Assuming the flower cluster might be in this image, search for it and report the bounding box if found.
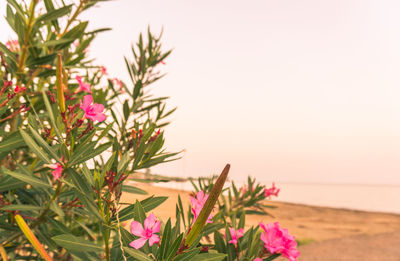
[259,222,299,261]
[76,75,92,93]
[265,183,280,198]
[227,227,244,247]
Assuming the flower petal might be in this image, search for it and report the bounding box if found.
[144,213,156,229]
[229,227,236,239]
[148,234,160,246]
[93,112,106,122]
[92,103,104,113]
[129,237,147,249]
[152,220,161,233]
[83,95,93,107]
[130,221,144,237]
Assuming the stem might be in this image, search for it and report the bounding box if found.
[10,0,37,133]
[59,1,84,38]
[32,182,63,227]
[17,0,37,78]
[113,200,127,261]
[98,193,111,261]
[104,228,110,261]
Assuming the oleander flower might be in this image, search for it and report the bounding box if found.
[6,40,19,52]
[49,162,63,181]
[76,75,92,93]
[259,222,299,261]
[227,227,244,246]
[265,183,280,198]
[240,184,254,196]
[14,85,27,94]
[101,66,107,75]
[190,191,213,224]
[253,258,262,261]
[112,78,123,90]
[129,213,161,249]
[80,95,106,122]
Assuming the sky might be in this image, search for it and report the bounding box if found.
[1,0,400,185]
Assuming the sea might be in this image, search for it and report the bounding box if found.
[153,181,400,214]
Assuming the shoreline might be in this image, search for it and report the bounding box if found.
[145,179,400,215]
[121,182,400,242]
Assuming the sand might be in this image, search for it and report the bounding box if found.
[120,182,400,260]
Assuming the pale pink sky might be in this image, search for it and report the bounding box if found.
[1,0,400,184]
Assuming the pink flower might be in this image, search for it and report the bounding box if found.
[49,163,63,181]
[264,183,280,198]
[72,40,89,53]
[6,40,19,52]
[227,227,244,246]
[72,40,79,48]
[112,78,123,90]
[100,66,107,75]
[240,185,254,196]
[80,95,106,122]
[129,213,161,249]
[190,191,213,224]
[254,258,262,261]
[259,222,299,261]
[75,75,92,93]
[14,85,27,94]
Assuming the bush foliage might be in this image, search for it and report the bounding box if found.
[0,1,299,260]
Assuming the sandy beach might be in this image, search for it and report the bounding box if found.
[121,183,400,260]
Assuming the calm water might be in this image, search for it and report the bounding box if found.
[154,181,400,214]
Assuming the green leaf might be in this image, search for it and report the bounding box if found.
[191,253,227,261]
[19,129,51,164]
[0,205,42,211]
[165,233,183,260]
[1,167,51,189]
[118,196,167,222]
[117,152,130,174]
[52,234,102,252]
[28,125,61,164]
[66,168,92,196]
[0,175,26,191]
[133,80,142,100]
[174,248,201,261]
[26,53,57,67]
[59,22,88,48]
[123,247,152,261]
[50,201,64,217]
[35,38,74,48]
[69,142,112,166]
[42,90,63,141]
[0,41,17,64]
[158,219,171,260]
[121,185,147,195]
[34,5,72,26]
[81,163,94,186]
[238,211,245,229]
[214,231,226,253]
[123,100,129,120]
[265,254,281,261]
[133,200,146,223]
[0,132,25,153]
[185,164,230,247]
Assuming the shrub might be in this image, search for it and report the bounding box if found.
[0,1,299,260]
